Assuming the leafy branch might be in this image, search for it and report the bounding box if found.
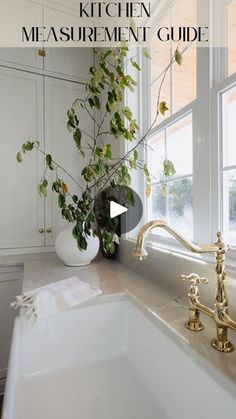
[17,45,182,255]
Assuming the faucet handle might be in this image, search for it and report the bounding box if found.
[181,273,208,286]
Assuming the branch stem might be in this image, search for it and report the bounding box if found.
[35,146,84,192]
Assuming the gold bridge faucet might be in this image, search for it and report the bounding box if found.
[133,219,236,353]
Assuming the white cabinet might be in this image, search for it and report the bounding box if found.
[0,264,23,383]
[0,1,95,253]
[0,47,44,71]
[0,66,93,253]
[44,47,93,82]
[0,66,45,250]
[0,0,43,69]
[43,8,93,81]
[0,1,94,80]
[44,77,92,246]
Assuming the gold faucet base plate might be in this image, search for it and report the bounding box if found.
[185,320,204,332]
[211,338,234,353]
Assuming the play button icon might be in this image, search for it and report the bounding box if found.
[110,201,128,218]
[94,185,143,235]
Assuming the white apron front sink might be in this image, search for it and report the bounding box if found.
[2,295,236,419]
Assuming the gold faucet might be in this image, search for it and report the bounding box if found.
[133,219,236,353]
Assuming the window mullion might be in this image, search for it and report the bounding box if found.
[192,49,212,244]
[210,1,229,243]
[170,10,173,116]
[191,0,212,244]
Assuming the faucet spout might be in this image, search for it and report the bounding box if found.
[133,219,217,260]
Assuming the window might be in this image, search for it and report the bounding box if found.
[141,0,236,251]
[147,114,193,239]
[150,0,196,123]
[146,0,196,241]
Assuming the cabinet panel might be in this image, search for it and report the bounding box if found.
[0,264,23,380]
[44,7,93,80]
[0,0,43,69]
[44,77,93,245]
[0,67,45,249]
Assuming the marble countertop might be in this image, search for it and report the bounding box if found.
[1,252,236,391]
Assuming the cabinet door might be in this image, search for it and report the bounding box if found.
[0,67,45,250]
[0,264,23,381]
[43,7,93,80]
[0,0,43,69]
[44,77,94,246]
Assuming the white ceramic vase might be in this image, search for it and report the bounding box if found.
[55,225,100,267]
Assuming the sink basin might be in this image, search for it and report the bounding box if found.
[2,294,236,419]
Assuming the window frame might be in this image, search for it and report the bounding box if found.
[136,0,236,255]
[211,71,236,257]
[145,105,194,244]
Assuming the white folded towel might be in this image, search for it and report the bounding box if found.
[11,276,102,320]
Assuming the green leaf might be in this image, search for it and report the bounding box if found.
[143,49,151,59]
[108,91,114,104]
[103,50,112,60]
[62,207,74,222]
[96,147,103,158]
[94,163,104,175]
[105,144,112,159]
[43,179,48,188]
[16,152,23,163]
[119,165,132,186]
[163,160,176,177]
[129,159,136,169]
[52,181,60,193]
[72,194,78,203]
[67,121,74,132]
[24,142,34,151]
[130,58,141,71]
[58,193,65,208]
[130,119,139,134]
[46,155,52,166]
[73,129,82,150]
[123,130,133,141]
[108,242,116,254]
[175,48,183,65]
[143,163,151,183]
[116,66,124,77]
[159,101,169,115]
[37,183,47,198]
[122,106,132,121]
[77,235,87,251]
[67,108,75,119]
[100,62,110,76]
[134,149,138,161]
[94,96,100,110]
[114,112,122,124]
[81,166,95,182]
[46,154,54,170]
[88,97,94,108]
